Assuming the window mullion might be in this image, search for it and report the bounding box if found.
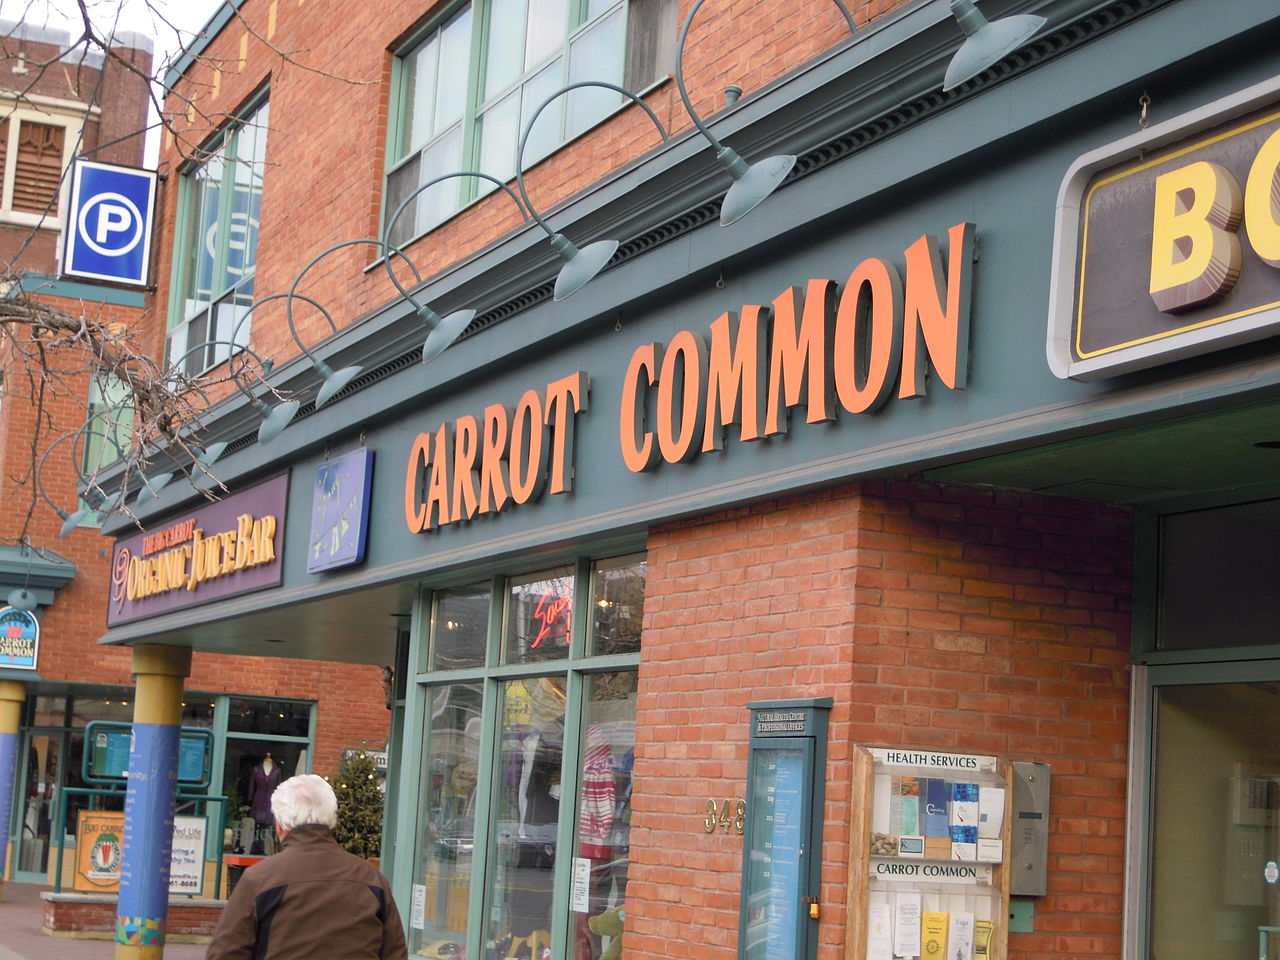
[211,136,237,304]
[466,673,503,960]
[2,119,19,211]
[549,666,587,960]
[166,171,197,337]
[459,0,492,205]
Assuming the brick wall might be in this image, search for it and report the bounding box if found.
[625,478,1133,960]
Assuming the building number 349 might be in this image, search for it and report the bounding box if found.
[704,798,747,834]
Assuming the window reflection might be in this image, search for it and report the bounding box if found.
[1150,682,1280,959]
[413,683,483,956]
[504,567,574,664]
[433,584,490,671]
[572,672,636,960]
[590,555,645,656]
[488,677,566,957]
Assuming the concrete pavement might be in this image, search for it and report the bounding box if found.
[0,882,208,960]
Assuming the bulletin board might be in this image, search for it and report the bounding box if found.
[847,746,1012,960]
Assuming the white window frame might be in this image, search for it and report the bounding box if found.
[0,92,93,230]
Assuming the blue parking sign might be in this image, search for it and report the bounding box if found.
[61,160,157,288]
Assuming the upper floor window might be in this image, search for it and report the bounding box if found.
[78,374,133,522]
[0,98,87,228]
[386,0,672,245]
[167,98,269,378]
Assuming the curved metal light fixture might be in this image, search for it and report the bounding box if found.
[515,81,670,300]
[169,309,300,446]
[383,178,528,361]
[942,0,1045,92]
[7,586,37,611]
[7,538,38,611]
[674,0,857,225]
[34,425,104,536]
[279,251,373,408]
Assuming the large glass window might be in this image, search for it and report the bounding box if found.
[387,0,658,245]
[408,553,644,959]
[1140,496,1280,959]
[1158,499,1280,650]
[1147,679,1280,960]
[168,98,269,377]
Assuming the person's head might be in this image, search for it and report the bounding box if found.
[270,774,338,835]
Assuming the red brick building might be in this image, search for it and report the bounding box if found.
[0,18,390,890]
[90,0,1280,958]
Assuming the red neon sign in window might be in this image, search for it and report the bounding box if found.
[531,591,571,648]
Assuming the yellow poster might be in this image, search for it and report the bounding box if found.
[74,811,125,892]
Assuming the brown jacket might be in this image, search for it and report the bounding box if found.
[206,824,408,960]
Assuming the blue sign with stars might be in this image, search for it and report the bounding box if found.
[307,448,375,573]
[61,160,158,288]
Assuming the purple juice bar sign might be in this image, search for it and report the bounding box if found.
[108,473,289,626]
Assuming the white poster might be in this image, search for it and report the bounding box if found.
[571,857,592,913]
[410,884,426,929]
[168,816,207,894]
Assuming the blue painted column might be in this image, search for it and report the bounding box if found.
[115,645,191,960]
[0,679,24,901]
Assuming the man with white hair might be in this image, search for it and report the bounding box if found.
[206,774,408,959]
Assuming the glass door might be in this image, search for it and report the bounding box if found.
[14,729,66,882]
[1145,665,1280,960]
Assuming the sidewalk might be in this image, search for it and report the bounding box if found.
[0,882,208,960]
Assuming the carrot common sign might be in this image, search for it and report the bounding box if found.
[404,224,975,533]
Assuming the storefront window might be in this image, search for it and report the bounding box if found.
[589,554,645,656]
[504,566,574,664]
[223,698,314,856]
[227,698,311,737]
[409,552,643,959]
[415,683,483,951]
[69,695,134,726]
[488,678,566,955]
[1148,681,1280,959]
[571,671,636,960]
[433,584,490,670]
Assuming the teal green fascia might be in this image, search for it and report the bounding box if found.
[10,273,144,308]
[0,545,76,608]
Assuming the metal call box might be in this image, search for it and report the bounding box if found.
[739,698,832,960]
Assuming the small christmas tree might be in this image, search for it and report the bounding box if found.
[331,749,384,859]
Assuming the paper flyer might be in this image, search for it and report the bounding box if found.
[921,911,949,959]
[948,912,975,960]
[973,919,993,959]
[868,898,894,960]
[893,891,922,958]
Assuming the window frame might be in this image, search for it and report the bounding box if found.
[166,93,270,378]
[76,373,135,526]
[0,93,93,229]
[401,551,645,960]
[1127,490,1280,960]
[384,0,641,246]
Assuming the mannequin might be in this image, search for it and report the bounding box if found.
[247,753,284,855]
